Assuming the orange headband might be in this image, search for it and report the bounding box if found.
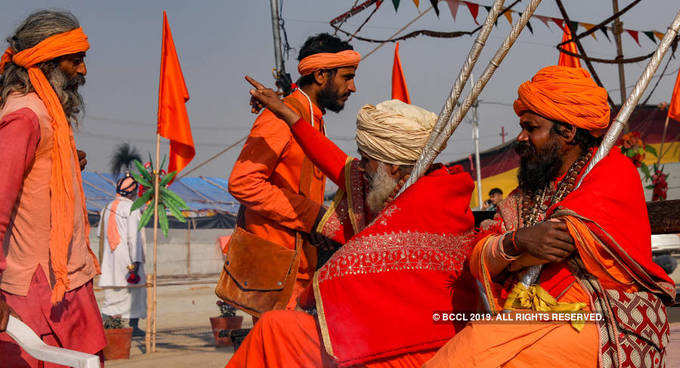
[1,27,97,304]
[297,50,361,76]
[0,27,90,73]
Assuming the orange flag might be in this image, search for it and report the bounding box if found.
[391,42,411,104]
[669,66,680,122]
[558,24,581,68]
[158,11,195,176]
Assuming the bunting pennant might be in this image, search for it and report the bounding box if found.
[581,23,598,40]
[536,15,551,29]
[504,11,513,25]
[332,0,666,48]
[643,31,657,44]
[600,26,612,42]
[429,0,440,16]
[654,31,665,42]
[445,0,459,21]
[626,29,641,46]
[464,1,479,25]
[551,17,564,30]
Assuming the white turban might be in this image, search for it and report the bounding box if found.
[355,99,438,166]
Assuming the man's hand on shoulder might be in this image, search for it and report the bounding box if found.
[515,219,575,263]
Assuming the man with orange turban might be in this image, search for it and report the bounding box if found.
[424,65,675,367]
[228,33,360,316]
[0,10,106,366]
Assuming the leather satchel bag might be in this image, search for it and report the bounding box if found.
[215,92,318,317]
[215,213,300,317]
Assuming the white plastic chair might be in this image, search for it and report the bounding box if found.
[5,315,100,368]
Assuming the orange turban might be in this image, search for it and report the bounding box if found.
[513,66,610,136]
[0,28,98,304]
[297,50,361,76]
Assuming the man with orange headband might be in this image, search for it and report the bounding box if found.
[424,65,675,367]
[0,10,106,366]
[228,33,360,314]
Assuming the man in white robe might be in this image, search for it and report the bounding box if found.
[98,175,146,336]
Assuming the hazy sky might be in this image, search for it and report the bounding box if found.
[3,1,680,178]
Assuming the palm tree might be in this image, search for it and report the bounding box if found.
[110,143,142,179]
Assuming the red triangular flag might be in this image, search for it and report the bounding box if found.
[558,24,581,68]
[464,2,479,24]
[157,11,195,177]
[536,15,552,29]
[391,42,411,104]
[445,0,459,21]
[626,29,641,46]
[551,17,564,30]
[669,67,680,122]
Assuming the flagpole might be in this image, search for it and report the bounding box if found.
[151,133,160,352]
[656,114,670,166]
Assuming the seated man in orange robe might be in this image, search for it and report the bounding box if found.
[224,79,478,368]
[424,66,676,368]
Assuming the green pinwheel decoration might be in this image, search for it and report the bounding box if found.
[129,155,188,237]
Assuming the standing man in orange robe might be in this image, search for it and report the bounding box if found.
[228,33,360,311]
[424,66,675,368]
[0,10,106,366]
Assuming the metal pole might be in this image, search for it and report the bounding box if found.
[520,9,680,289]
[612,1,627,108]
[269,0,284,77]
[471,74,484,209]
[407,0,505,186]
[401,0,542,194]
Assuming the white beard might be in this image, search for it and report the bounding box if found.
[366,162,398,214]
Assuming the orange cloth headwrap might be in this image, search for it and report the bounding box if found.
[513,66,610,136]
[297,50,361,76]
[0,28,98,304]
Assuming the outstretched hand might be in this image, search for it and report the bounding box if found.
[245,76,300,125]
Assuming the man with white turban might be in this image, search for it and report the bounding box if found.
[223,78,478,368]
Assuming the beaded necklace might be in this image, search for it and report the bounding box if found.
[520,149,592,227]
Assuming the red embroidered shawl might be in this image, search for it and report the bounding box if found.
[313,165,477,366]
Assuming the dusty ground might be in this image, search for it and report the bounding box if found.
[97,277,248,368]
[98,278,680,367]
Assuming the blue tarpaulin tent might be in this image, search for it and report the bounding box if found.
[82,172,239,228]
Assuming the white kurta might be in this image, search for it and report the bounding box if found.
[98,196,147,319]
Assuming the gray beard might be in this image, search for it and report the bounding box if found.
[366,163,398,214]
[47,67,84,127]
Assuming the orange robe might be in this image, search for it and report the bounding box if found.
[226,310,437,368]
[228,89,326,309]
[423,216,620,367]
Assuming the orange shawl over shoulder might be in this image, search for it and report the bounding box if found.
[0,28,97,303]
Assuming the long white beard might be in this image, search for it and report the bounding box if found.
[366,162,398,214]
